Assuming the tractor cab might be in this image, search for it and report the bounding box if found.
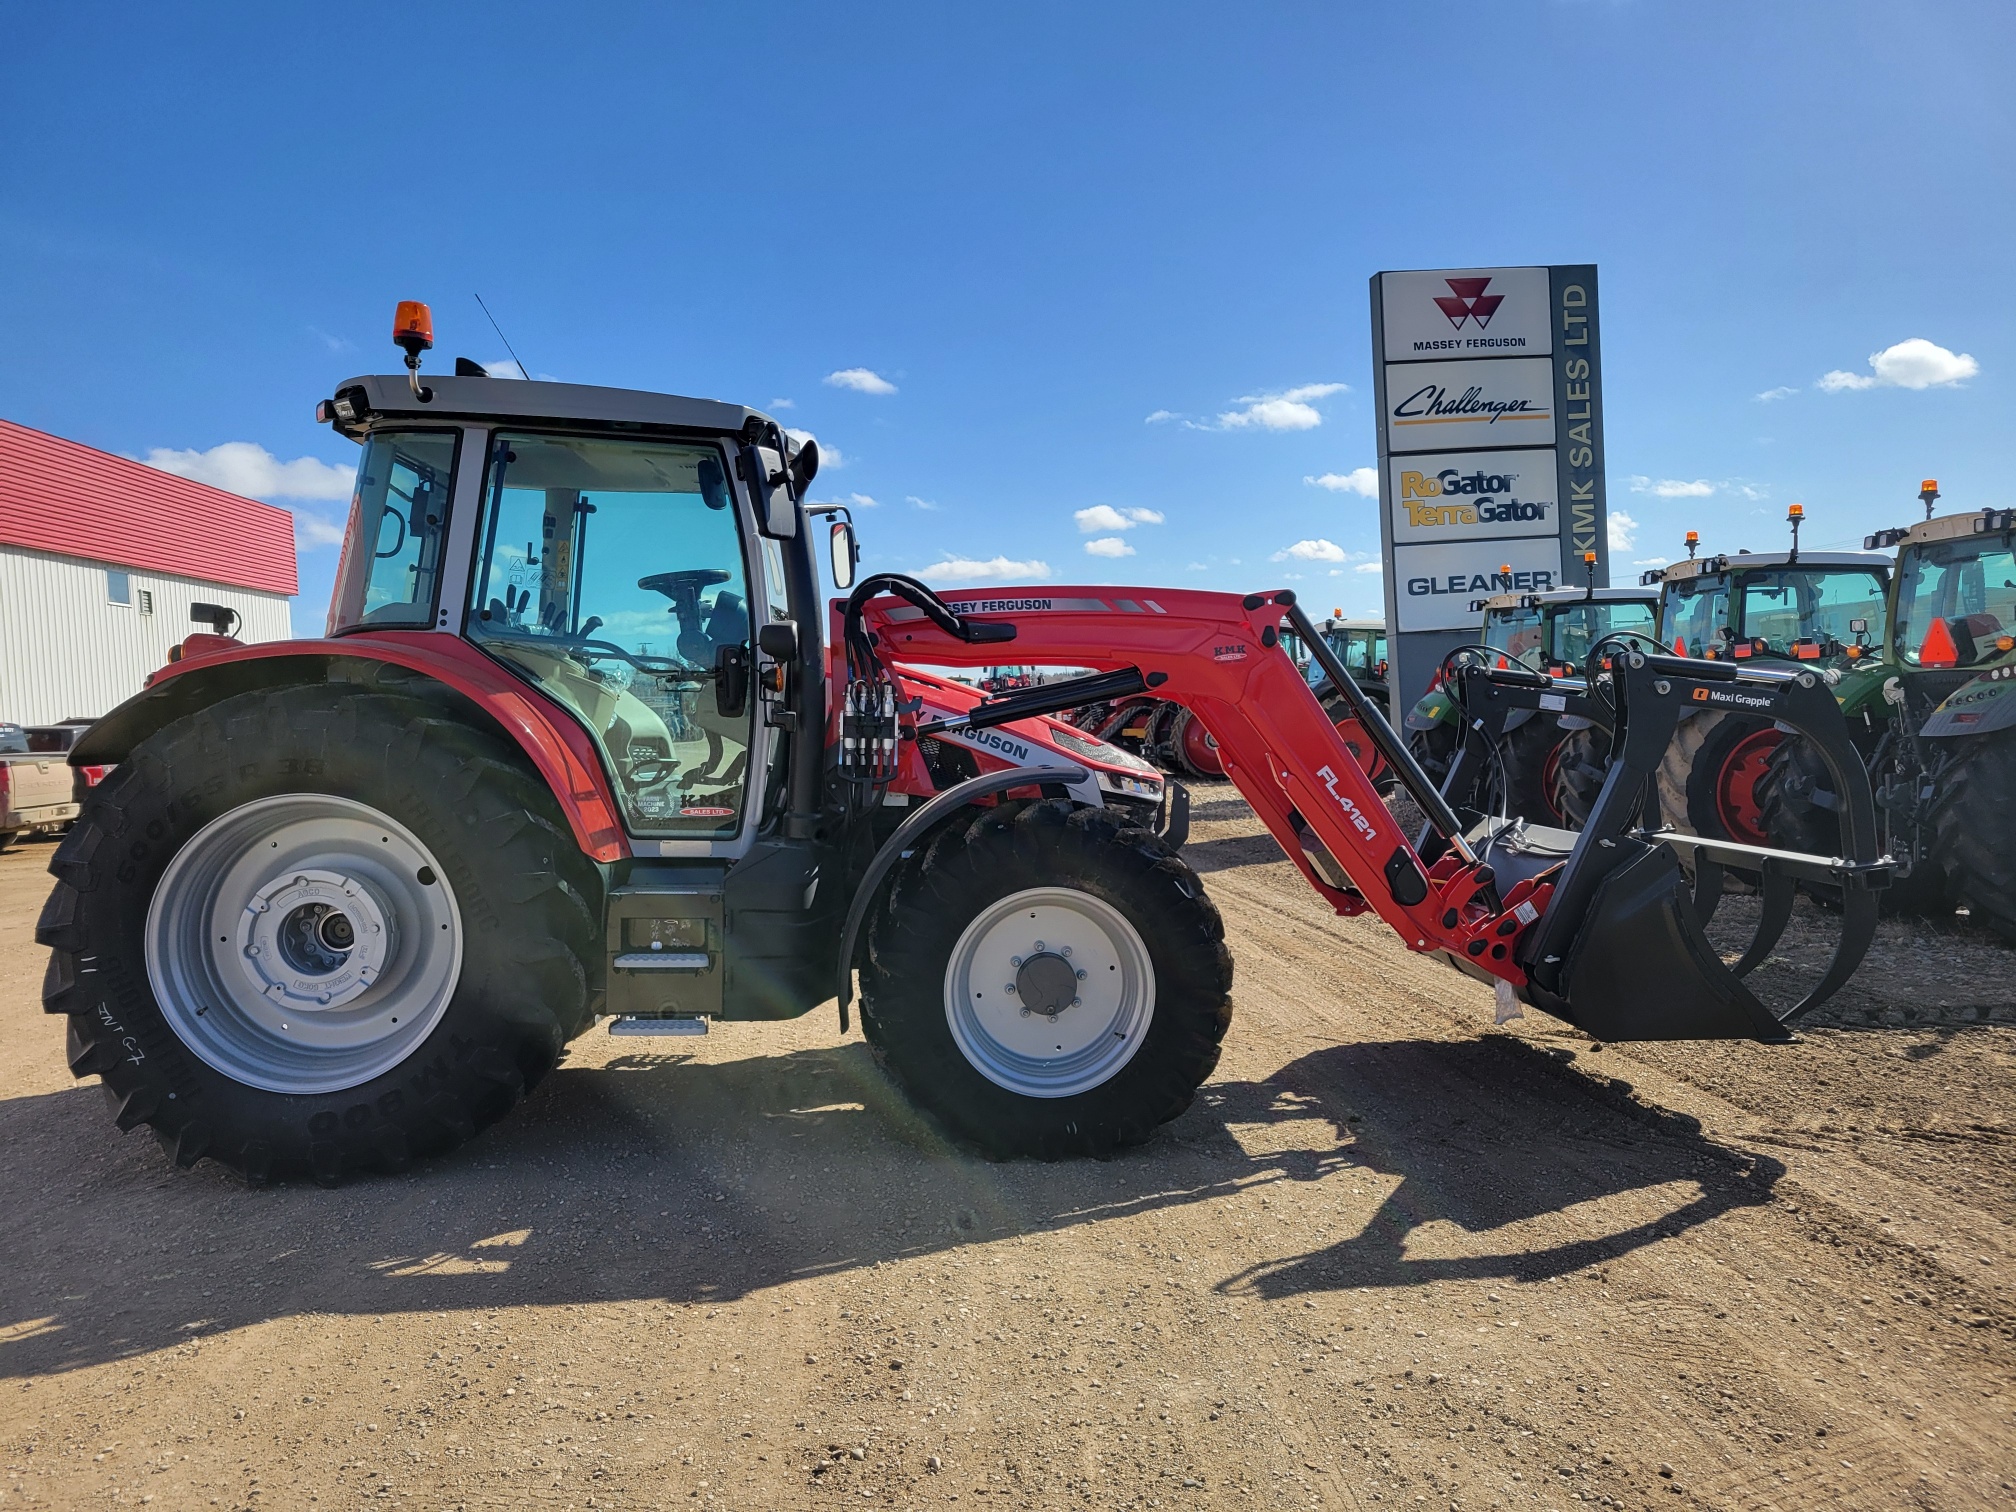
[1285,616,1389,707]
[1651,540,1890,672]
[1871,506,2016,707]
[1476,586,1660,676]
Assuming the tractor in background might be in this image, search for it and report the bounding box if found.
[1760,483,2016,934]
[1407,562,1660,828]
[1644,509,1891,853]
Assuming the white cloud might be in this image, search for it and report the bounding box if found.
[1353,560,1382,574]
[769,397,795,410]
[482,359,527,379]
[921,555,1051,582]
[1185,562,1209,571]
[1627,475,1715,499]
[1609,511,1639,552]
[846,492,878,508]
[1084,536,1135,558]
[1179,381,1349,432]
[1755,386,1797,402]
[293,511,348,548]
[143,441,354,501]
[1306,467,1379,497]
[1819,337,1978,392]
[1073,504,1164,533]
[784,429,842,469]
[1144,409,1176,424]
[1271,538,1348,563]
[905,495,939,511]
[1634,556,1670,568]
[824,367,897,396]
[307,326,353,354]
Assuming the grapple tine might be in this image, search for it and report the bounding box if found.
[1728,866,1798,979]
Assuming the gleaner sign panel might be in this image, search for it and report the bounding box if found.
[1382,357,1556,453]
[1369,265,1607,693]
[1391,537,1564,635]
[1387,450,1560,545]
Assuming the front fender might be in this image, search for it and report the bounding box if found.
[1405,689,1457,732]
[70,633,631,861]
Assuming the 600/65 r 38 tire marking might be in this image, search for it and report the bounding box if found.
[36,682,601,1184]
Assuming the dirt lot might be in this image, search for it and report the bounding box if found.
[1,793,2012,1511]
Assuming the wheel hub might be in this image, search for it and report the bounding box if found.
[1013,949,1081,1018]
[146,793,464,1095]
[237,868,391,1010]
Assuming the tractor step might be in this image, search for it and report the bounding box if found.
[607,1016,710,1036]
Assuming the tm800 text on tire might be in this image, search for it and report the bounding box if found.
[36,684,601,1184]
[860,799,1233,1158]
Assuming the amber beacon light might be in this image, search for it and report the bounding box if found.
[393,300,435,400]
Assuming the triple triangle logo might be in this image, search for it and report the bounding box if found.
[1433,277,1503,331]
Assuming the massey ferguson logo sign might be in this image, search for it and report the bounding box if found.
[1434,276,1504,330]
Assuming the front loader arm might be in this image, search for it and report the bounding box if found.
[861,584,1535,983]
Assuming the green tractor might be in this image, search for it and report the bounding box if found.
[1406,570,1660,826]
[1644,510,1891,854]
[1761,483,2016,935]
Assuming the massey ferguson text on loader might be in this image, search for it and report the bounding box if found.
[37,304,1894,1182]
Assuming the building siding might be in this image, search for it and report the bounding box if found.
[0,544,292,724]
[0,419,300,597]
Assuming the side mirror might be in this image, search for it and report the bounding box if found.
[737,445,798,539]
[829,519,858,590]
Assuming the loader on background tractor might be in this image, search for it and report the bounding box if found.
[1760,483,2016,935]
[1406,561,1661,828]
[37,305,1894,1183]
[1643,509,1891,853]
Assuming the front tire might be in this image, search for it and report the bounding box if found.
[1932,732,2016,943]
[860,800,1232,1158]
[37,686,601,1184]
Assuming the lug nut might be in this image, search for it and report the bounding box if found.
[1033,940,1046,951]
[1076,968,1088,980]
[1010,956,1022,968]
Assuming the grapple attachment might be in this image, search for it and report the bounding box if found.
[1436,653,1890,1041]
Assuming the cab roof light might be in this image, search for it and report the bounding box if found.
[392,300,435,402]
[1920,478,1940,520]
[1684,530,1700,560]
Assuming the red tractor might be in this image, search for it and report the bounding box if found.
[39,307,1895,1183]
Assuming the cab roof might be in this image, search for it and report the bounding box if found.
[323,373,771,444]
[1865,507,2016,552]
[1648,549,1891,586]
[1476,587,1658,613]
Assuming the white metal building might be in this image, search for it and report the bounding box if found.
[0,419,297,725]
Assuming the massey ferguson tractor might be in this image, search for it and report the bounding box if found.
[37,306,1896,1183]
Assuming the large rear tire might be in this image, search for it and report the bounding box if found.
[1932,733,2016,943]
[36,686,601,1184]
[1550,725,1610,829]
[860,800,1232,1158]
[1656,709,1781,844]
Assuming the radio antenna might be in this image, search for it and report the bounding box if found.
[473,293,531,379]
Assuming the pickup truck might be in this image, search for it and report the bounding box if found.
[0,720,103,848]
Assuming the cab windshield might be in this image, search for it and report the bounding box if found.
[1482,606,1545,665]
[1548,600,1658,667]
[467,433,756,838]
[1739,569,1887,657]
[1662,575,1730,658]
[1894,536,2016,667]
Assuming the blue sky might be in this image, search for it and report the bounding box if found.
[3,2,2011,633]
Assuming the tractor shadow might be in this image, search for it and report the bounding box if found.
[0,1033,1778,1379]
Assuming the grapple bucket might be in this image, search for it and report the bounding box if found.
[1433,653,1890,1042]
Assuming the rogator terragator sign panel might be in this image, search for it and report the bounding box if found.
[1369,265,1606,702]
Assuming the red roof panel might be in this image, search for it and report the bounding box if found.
[0,419,300,596]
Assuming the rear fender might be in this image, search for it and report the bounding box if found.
[69,634,630,861]
[1921,666,2016,738]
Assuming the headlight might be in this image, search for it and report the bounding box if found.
[1047,723,1159,775]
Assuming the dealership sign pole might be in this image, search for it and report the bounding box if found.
[1369,265,1606,708]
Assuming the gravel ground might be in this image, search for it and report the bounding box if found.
[0,795,2011,1511]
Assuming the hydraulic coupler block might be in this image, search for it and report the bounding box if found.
[840,678,900,781]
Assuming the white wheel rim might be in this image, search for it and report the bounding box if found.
[145,794,464,1095]
[943,885,1155,1099]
